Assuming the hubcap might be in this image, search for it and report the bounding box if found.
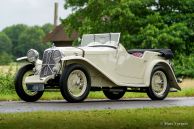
[151,71,167,97]
[22,71,38,96]
[67,70,87,97]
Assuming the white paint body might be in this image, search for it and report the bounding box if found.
[58,45,179,90]
[23,33,180,90]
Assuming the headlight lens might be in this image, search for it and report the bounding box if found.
[27,49,39,63]
[53,50,62,63]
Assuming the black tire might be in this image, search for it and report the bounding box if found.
[15,64,44,102]
[103,88,126,100]
[147,66,170,100]
[60,64,91,103]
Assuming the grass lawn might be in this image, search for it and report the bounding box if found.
[0,106,193,129]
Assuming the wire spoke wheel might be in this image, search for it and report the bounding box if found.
[151,71,167,97]
[60,64,91,103]
[67,70,87,98]
[147,66,170,100]
[15,64,44,102]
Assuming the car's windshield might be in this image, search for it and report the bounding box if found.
[81,33,120,48]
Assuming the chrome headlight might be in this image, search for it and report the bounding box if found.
[27,49,39,63]
[53,50,62,63]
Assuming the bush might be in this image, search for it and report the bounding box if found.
[174,55,194,78]
[0,65,16,94]
[0,52,13,65]
[0,73,14,94]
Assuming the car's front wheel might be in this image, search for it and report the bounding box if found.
[147,66,170,100]
[15,64,44,102]
[60,64,91,103]
[103,88,126,100]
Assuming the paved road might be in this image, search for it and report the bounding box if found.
[0,97,194,113]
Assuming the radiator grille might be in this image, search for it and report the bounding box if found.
[40,49,58,78]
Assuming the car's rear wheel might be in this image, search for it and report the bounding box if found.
[60,64,91,103]
[147,66,170,100]
[15,64,44,102]
[103,88,126,100]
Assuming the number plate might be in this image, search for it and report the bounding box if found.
[27,84,44,91]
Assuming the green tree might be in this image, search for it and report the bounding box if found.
[0,32,12,54]
[62,0,156,44]
[41,23,54,34]
[138,23,194,55]
[3,24,28,56]
[15,26,49,57]
[0,32,13,65]
[0,52,13,65]
[62,0,194,49]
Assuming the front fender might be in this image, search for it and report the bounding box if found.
[144,60,181,90]
[16,57,42,75]
[16,56,28,62]
[61,56,118,86]
[61,56,108,75]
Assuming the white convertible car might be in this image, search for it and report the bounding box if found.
[15,33,181,102]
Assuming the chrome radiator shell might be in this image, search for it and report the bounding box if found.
[40,49,61,78]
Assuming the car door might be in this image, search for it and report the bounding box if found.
[115,47,146,84]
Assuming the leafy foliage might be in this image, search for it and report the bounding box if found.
[0,32,12,54]
[0,52,13,65]
[0,71,14,94]
[62,0,194,77]
[0,23,53,63]
[3,24,28,56]
[15,26,49,57]
[41,23,54,34]
[0,32,13,64]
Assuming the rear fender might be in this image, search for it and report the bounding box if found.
[144,60,181,90]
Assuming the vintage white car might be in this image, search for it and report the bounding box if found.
[15,33,181,102]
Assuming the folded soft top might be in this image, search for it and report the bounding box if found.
[128,49,174,59]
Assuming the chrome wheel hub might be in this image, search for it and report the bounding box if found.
[151,71,167,97]
[67,70,87,97]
